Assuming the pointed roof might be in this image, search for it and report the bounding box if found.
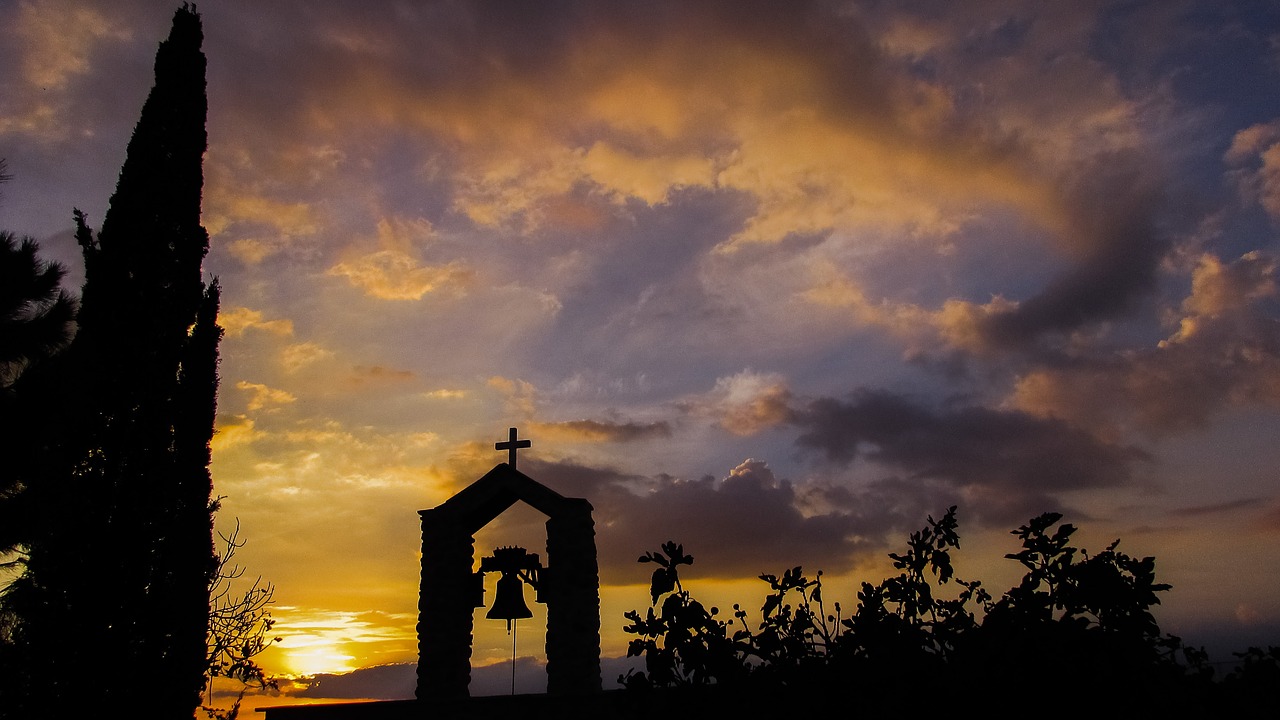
[423,463,588,534]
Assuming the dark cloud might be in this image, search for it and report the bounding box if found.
[296,663,416,700]
[516,452,1045,585]
[979,153,1171,350]
[524,457,877,582]
[532,418,672,443]
[791,388,1151,494]
[512,384,1158,583]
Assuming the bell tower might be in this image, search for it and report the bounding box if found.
[416,429,602,699]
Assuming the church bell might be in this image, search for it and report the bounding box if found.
[479,546,543,632]
[486,572,533,622]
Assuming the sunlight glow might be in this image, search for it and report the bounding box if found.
[266,607,417,678]
[276,644,357,678]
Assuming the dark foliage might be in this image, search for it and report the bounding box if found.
[0,6,221,719]
[621,542,750,688]
[0,233,76,393]
[0,232,77,556]
[621,508,1279,717]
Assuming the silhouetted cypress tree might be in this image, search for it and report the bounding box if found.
[0,6,219,718]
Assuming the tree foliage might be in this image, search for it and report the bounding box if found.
[0,232,77,558]
[0,6,221,719]
[0,232,76,393]
[621,507,1277,715]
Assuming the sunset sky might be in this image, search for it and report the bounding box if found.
[4,0,1280,709]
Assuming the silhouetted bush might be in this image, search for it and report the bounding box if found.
[622,507,1278,716]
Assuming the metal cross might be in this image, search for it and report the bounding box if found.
[495,427,531,468]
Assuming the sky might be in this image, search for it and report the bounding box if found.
[4,0,1280,711]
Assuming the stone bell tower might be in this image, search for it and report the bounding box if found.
[416,429,602,698]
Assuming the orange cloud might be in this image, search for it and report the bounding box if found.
[236,380,297,412]
[802,260,1016,354]
[700,370,794,436]
[1226,119,1280,222]
[581,142,717,205]
[211,414,259,452]
[327,249,472,300]
[487,376,539,419]
[219,306,295,338]
[1011,251,1280,435]
[1167,251,1277,339]
[280,342,334,373]
[422,389,466,400]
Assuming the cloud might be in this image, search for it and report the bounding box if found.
[204,192,320,244]
[207,0,1125,255]
[792,156,1171,359]
[1226,119,1280,221]
[343,365,415,389]
[1012,251,1280,435]
[0,0,133,139]
[1225,120,1280,165]
[582,142,718,205]
[523,457,892,582]
[422,389,466,400]
[202,147,327,266]
[264,607,417,678]
[975,155,1170,350]
[520,451,1052,584]
[280,342,334,373]
[531,419,672,444]
[790,389,1150,513]
[327,250,472,300]
[1175,251,1277,322]
[689,370,794,436]
[13,1,131,90]
[801,261,983,353]
[487,376,540,420]
[211,414,259,452]
[452,146,587,230]
[219,306,294,338]
[294,662,416,700]
[236,380,297,412]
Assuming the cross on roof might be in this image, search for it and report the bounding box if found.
[495,427,531,469]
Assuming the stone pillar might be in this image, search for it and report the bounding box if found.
[543,499,602,695]
[417,509,475,699]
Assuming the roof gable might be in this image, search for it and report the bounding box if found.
[423,463,580,534]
